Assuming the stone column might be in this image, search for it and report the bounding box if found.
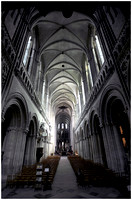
[85,138,88,159]
[12,128,24,174]
[77,141,79,155]
[2,128,17,175]
[94,133,101,163]
[104,122,119,172]
[78,139,81,157]
[91,134,96,162]
[88,136,93,160]
[29,134,37,165]
[83,139,86,159]
[24,135,31,166]
[81,139,84,158]
[92,134,97,163]
[87,136,92,160]
[43,138,48,158]
[18,129,28,171]
[81,138,84,158]
[97,133,104,164]
[99,122,111,168]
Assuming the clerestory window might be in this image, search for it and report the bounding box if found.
[95,35,104,66]
[92,34,104,73]
[58,124,60,129]
[85,61,93,91]
[65,124,68,129]
[23,36,32,67]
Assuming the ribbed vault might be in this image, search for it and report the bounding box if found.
[32,11,93,122]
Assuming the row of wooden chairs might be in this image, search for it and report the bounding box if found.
[41,156,60,187]
[68,155,124,188]
[6,156,60,188]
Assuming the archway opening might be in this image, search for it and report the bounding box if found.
[110,99,130,174]
[55,111,71,156]
[24,118,37,166]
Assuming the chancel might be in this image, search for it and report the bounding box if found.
[2,1,130,198]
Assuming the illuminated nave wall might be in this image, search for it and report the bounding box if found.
[2,1,130,186]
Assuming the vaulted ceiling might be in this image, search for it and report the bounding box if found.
[2,1,128,126]
[33,11,94,119]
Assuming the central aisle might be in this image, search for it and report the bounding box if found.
[52,156,78,195]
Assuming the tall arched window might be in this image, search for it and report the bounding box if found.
[65,123,68,129]
[61,123,64,129]
[85,61,93,91]
[95,35,104,66]
[81,78,86,105]
[58,124,60,129]
[23,36,32,68]
[92,34,104,73]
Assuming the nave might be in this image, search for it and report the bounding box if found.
[2,1,130,199]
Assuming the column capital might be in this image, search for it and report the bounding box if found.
[24,129,29,135]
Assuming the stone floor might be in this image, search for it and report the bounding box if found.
[2,157,125,199]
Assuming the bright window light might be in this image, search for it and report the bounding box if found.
[23,36,32,65]
[95,35,104,65]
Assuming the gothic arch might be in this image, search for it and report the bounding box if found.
[99,84,128,124]
[2,92,29,129]
[100,85,130,173]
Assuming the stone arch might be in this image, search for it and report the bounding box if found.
[2,92,29,128]
[99,84,128,124]
[2,93,29,177]
[99,85,130,173]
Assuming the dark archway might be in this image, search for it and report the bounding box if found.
[2,105,21,160]
[109,99,130,174]
[2,104,23,176]
[24,117,37,166]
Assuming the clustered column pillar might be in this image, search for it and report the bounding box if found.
[18,129,28,170]
[29,134,37,165]
[103,121,120,172]
[2,127,17,175]
[12,128,25,174]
